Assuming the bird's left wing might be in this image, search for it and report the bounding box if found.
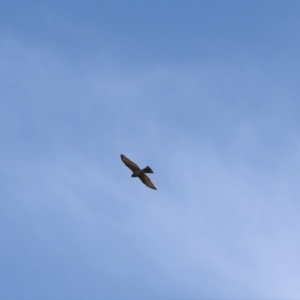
[120,154,140,172]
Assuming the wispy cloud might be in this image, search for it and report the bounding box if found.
[1,27,300,299]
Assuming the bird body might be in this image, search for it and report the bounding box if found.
[120,154,157,190]
[131,166,154,177]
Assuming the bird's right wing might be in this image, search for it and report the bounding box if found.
[120,154,140,172]
[139,174,157,190]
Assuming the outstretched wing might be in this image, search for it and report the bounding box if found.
[120,154,140,172]
[138,174,157,190]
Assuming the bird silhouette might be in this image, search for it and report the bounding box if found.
[120,154,157,190]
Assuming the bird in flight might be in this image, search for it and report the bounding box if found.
[120,154,157,190]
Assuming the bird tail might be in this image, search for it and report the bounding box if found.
[142,166,154,173]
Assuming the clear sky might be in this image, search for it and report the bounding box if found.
[1,1,300,299]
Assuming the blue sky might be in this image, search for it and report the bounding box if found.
[1,1,300,299]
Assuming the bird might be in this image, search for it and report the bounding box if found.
[120,154,157,190]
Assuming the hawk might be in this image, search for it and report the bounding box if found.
[120,154,157,190]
